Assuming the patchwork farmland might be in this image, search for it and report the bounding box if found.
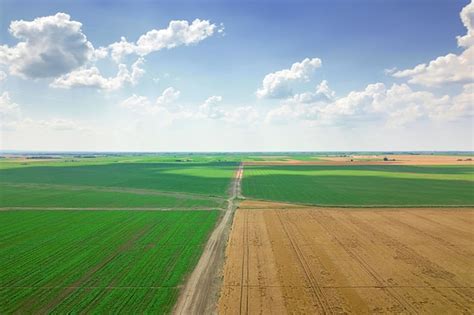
[220,155,474,314]
[0,153,473,313]
[0,156,237,313]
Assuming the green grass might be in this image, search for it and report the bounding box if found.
[0,210,219,313]
[243,165,474,206]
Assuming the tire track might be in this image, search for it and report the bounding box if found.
[276,210,332,314]
[309,210,418,314]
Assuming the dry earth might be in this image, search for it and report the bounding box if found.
[219,200,474,314]
[174,164,243,315]
[244,154,474,166]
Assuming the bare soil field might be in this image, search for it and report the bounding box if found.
[244,154,474,166]
[219,200,474,314]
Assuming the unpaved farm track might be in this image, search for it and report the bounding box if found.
[174,163,244,314]
[219,200,474,314]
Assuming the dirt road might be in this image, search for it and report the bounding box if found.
[174,163,244,314]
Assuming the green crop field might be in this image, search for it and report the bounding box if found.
[243,165,474,206]
[0,210,219,313]
[0,184,223,209]
[0,162,236,197]
[0,159,235,210]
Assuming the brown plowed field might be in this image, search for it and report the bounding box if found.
[218,201,474,314]
[244,154,474,165]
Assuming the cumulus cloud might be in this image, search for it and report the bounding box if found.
[0,71,6,82]
[393,1,474,87]
[457,0,474,48]
[428,83,474,121]
[198,96,259,124]
[51,58,145,90]
[108,19,220,62]
[120,87,181,114]
[256,57,322,99]
[0,13,97,78]
[266,82,471,128]
[120,93,258,125]
[0,13,220,92]
[392,46,474,86]
[156,87,181,106]
[198,95,225,119]
[291,80,335,103]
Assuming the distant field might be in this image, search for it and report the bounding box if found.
[243,165,474,206]
[0,210,219,313]
[0,162,235,197]
[0,161,236,210]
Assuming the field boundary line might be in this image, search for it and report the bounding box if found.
[5,284,473,289]
[219,284,474,289]
[241,198,474,209]
[0,207,218,211]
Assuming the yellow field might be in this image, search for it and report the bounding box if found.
[219,201,474,314]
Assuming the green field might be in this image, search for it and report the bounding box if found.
[243,165,474,206]
[0,162,235,197]
[0,160,235,210]
[0,210,219,313]
[0,184,223,209]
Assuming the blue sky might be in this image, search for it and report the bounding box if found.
[0,0,472,151]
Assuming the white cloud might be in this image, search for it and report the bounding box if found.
[51,58,145,90]
[457,0,474,48]
[120,94,152,111]
[291,80,335,103]
[256,57,322,99]
[0,71,6,82]
[120,93,258,126]
[384,67,397,75]
[392,46,474,86]
[198,95,225,119]
[198,96,259,124]
[429,83,474,121]
[265,82,470,128]
[0,13,98,78]
[0,92,22,129]
[108,19,220,62]
[156,87,180,106]
[120,87,181,114]
[393,1,474,87]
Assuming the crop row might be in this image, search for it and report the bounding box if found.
[243,165,474,206]
[0,210,219,313]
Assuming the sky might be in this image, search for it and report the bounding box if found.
[0,0,473,152]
